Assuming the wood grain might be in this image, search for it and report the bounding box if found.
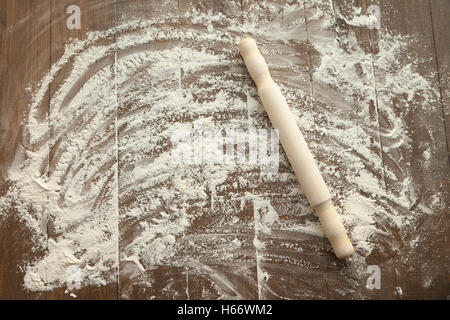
[47,0,117,299]
[0,0,448,299]
[0,0,51,299]
[430,0,450,156]
[311,0,398,299]
[371,0,449,299]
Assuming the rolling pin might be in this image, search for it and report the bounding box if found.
[238,37,354,259]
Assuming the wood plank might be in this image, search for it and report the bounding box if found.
[325,0,399,299]
[115,0,191,300]
[0,1,49,177]
[0,0,51,299]
[46,0,117,299]
[244,0,330,299]
[115,0,259,300]
[367,0,449,299]
[430,0,450,156]
[179,0,259,299]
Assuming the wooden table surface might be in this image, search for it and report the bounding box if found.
[0,0,449,299]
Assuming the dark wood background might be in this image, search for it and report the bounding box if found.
[0,0,449,299]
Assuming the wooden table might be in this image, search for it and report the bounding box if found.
[0,0,448,299]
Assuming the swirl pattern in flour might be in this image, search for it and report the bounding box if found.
[0,2,442,299]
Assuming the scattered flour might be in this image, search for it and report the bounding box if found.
[0,0,440,295]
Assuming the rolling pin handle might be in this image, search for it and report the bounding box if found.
[314,200,354,259]
[238,37,355,259]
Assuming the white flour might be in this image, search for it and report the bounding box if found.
[0,1,440,295]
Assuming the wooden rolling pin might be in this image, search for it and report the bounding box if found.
[238,37,354,259]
